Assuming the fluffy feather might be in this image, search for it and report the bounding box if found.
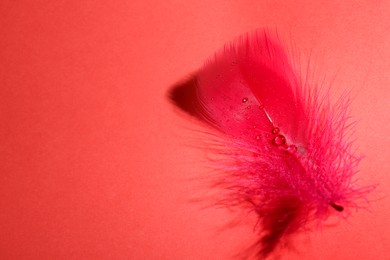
[173,29,371,258]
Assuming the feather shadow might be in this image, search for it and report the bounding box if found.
[167,75,204,120]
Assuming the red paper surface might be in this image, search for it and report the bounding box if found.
[0,1,389,259]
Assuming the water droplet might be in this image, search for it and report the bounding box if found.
[287,145,297,154]
[259,104,264,109]
[272,127,280,134]
[273,135,286,146]
[256,135,261,140]
[246,105,251,110]
[242,97,248,103]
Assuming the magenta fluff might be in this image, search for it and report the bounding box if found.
[192,30,369,258]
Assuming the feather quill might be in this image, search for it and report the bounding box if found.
[171,29,371,259]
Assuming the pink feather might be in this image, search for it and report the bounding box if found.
[170,29,371,258]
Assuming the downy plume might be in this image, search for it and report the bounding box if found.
[170,29,372,259]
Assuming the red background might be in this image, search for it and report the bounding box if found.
[1,1,389,259]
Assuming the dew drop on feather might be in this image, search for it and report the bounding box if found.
[273,135,286,146]
[287,145,297,154]
[272,127,280,134]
